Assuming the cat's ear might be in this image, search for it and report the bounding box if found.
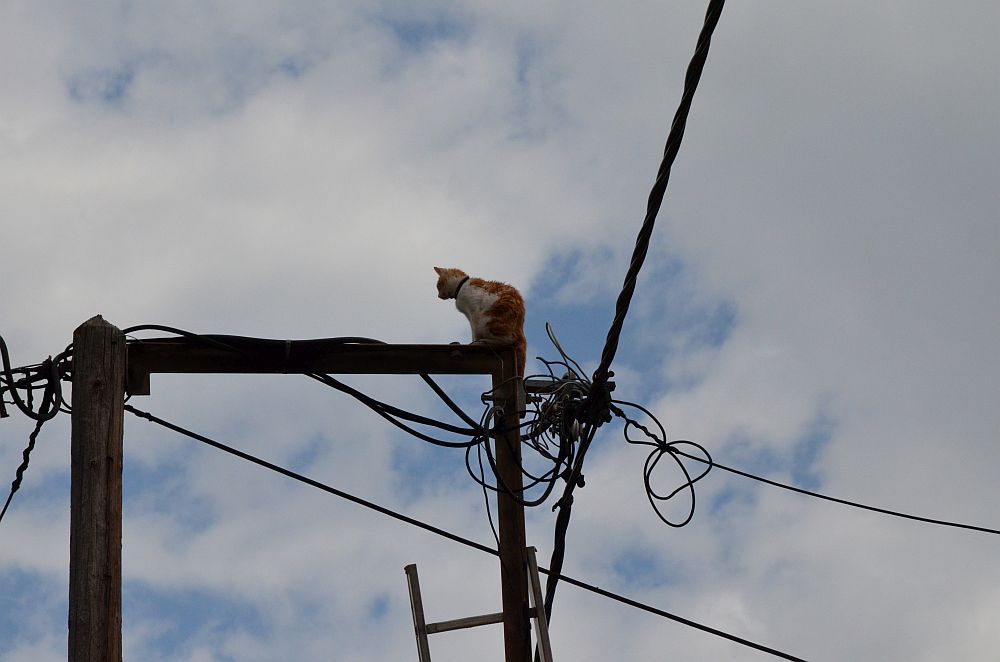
[434,267,444,275]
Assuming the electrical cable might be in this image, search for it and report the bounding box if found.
[0,336,64,422]
[609,398,1000,536]
[123,404,808,662]
[0,388,53,526]
[613,399,713,527]
[122,327,581,507]
[124,328,489,443]
[673,448,1000,536]
[0,346,63,527]
[122,326,579,510]
[589,0,726,398]
[542,0,727,628]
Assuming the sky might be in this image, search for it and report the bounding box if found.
[1,1,999,660]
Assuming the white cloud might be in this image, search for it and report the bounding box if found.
[2,1,999,661]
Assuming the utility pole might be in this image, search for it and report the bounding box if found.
[493,371,530,662]
[68,316,125,662]
[125,335,533,661]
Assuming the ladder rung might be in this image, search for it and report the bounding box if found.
[425,611,505,634]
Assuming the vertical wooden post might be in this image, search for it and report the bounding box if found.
[493,350,530,662]
[69,315,125,662]
[404,564,434,662]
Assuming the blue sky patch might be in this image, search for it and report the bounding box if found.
[123,459,218,534]
[278,57,308,79]
[0,569,65,656]
[124,582,265,655]
[789,413,835,491]
[368,593,390,620]
[710,483,756,516]
[611,547,674,588]
[379,13,470,52]
[68,66,135,105]
[721,410,836,495]
[527,247,739,396]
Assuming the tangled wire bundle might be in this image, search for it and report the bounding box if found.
[468,324,713,529]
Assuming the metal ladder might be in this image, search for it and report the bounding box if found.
[404,546,553,662]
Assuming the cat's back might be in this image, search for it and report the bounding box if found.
[470,278,523,312]
[469,278,525,338]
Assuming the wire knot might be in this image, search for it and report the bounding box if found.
[578,372,615,428]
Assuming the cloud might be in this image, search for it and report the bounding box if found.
[2,1,999,661]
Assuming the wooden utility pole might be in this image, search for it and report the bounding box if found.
[493,369,530,662]
[69,315,125,662]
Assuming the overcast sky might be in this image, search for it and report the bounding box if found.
[2,2,999,661]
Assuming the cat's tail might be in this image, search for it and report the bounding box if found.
[514,338,526,378]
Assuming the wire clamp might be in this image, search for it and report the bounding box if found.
[578,372,615,428]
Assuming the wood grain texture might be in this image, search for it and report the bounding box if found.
[69,316,125,662]
[127,339,512,395]
[493,347,531,662]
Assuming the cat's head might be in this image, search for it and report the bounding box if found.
[434,267,468,299]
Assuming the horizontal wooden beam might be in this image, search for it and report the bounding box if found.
[126,337,516,395]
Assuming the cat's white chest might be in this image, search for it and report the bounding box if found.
[455,286,499,340]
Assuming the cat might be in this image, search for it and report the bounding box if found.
[434,267,527,377]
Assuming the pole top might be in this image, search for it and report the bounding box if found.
[74,315,123,336]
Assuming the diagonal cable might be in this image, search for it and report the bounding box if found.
[124,404,808,661]
[545,0,728,628]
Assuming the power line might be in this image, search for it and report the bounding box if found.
[590,0,727,397]
[124,404,809,662]
[611,398,1000,536]
[0,350,61,527]
[677,449,1000,536]
[0,414,50,525]
[545,0,728,626]
[614,399,1000,537]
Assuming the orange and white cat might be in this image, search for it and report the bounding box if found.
[434,267,527,376]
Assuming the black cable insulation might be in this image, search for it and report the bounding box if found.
[0,386,54,525]
[542,0,727,629]
[674,449,1000,536]
[590,0,726,394]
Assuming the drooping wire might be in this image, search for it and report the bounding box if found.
[123,326,488,446]
[613,399,713,528]
[119,326,575,513]
[120,326,581,517]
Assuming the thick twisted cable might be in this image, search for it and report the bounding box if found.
[0,384,54,525]
[591,0,726,392]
